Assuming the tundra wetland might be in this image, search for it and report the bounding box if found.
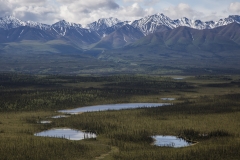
[0,73,240,160]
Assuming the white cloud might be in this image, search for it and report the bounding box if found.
[0,0,157,25]
[123,0,143,3]
[229,2,240,13]
[55,0,121,24]
[0,0,59,24]
[0,0,13,16]
[57,0,119,10]
[57,1,154,25]
[144,0,161,6]
[163,3,202,20]
[122,3,146,17]
[0,0,239,26]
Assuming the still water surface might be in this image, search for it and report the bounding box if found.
[161,98,175,101]
[59,103,170,114]
[152,135,193,148]
[34,128,96,140]
[38,121,51,124]
[51,115,70,118]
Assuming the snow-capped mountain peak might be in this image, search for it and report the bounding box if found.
[130,13,240,35]
[131,13,177,35]
[1,14,240,38]
[50,20,84,37]
[0,15,26,30]
[211,15,240,28]
[26,21,50,30]
[229,15,240,22]
[51,20,82,29]
[0,15,50,30]
[173,17,209,29]
[98,17,121,26]
[87,17,122,31]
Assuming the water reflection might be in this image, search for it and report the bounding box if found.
[34,128,96,140]
[152,135,194,148]
[59,103,170,114]
[38,121,51,124]
[51,115,70,119]
[161,98,175,101]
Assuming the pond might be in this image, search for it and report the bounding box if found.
[152,135,194,148]
[38,121,51,124]
[174,78,184,80]
[51,115,70,118]
[34,128,96,140]
[161,98,176,101]
[58,103,170,114]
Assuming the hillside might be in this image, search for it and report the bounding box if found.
[98,23,240,73]
[1,15,240,74]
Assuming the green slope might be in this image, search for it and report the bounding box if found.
[97,23,240,71]
[1,40,83,54]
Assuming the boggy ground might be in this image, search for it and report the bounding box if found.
[0,74,240,160]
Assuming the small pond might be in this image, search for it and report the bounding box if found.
[161,98,176,101]
[58,103,170,114]
[34,128,96,140]
[51,115,70,119]
[38,121,52,124]
[174,78,184,80]
[152,135,194,148]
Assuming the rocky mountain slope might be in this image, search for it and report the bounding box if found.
[0,14,240,47]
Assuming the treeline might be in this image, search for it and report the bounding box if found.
[105,81,194,90]
[0,73,193,112]
[142,93,240,116]
[0,89,101,111]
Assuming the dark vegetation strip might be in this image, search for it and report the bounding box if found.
[0,73,193,112]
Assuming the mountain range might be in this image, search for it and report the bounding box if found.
[1,14,240,47]
[1,14,240,74]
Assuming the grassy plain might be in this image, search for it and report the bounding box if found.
[0,74,240,159]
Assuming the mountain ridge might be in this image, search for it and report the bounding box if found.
[128,22,240,47]
[1,14,240,49]
[1,14,240,33]
[1,21,240,74]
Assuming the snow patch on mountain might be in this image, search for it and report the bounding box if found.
[51,20,82,29]
[0,14,240,38]
[87,17,122,31]
[131,14,240,35]
[50,20,86,36]
[26,21,50,30]
[0,15,50,30]
[131,13,177,35]
[0,15,25,30]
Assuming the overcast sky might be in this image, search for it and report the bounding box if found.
[0,0,240,26]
